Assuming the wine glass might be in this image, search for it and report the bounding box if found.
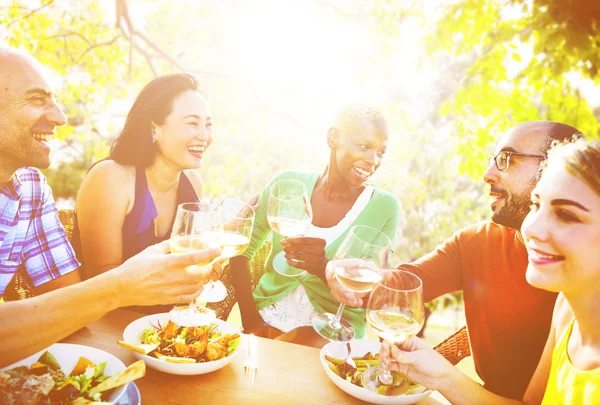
[169,202,223,326]
[266,179,313,277]
[220,197,255,258]
[361,270,425,391]
[312,225,392,342]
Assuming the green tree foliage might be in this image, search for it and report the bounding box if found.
[429,0,600,177]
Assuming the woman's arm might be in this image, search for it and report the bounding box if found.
[230,255,265,332]
[382,339,522,405]
[384,298,569,405]
[0,242,220,367]
[230,173,287,332]
[523,294,571,405]
[75,161,134,277]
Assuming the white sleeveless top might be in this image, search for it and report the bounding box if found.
[259,186,375,333]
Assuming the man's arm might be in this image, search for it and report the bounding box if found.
[0,270,121,367]
[31,270,82,295]
[327,230,465,306]
[0,241,220,368]
[398,231,464,302]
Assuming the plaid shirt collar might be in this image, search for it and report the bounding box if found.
[0,173,22,201]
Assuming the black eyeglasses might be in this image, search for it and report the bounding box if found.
[489,151,545,171]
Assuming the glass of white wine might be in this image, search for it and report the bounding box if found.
[361,270,425,391]
[220,197,255,258]
[266,179,313,277]
[169,202,223,327]
[312,225,392,342]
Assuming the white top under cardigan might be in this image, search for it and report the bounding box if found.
[259,186,375,333]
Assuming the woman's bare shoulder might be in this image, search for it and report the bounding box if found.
[87,160,135,184]
[183,169,203,197]
[77,161,136,212]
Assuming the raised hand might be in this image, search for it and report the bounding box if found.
[112,240,221,307]
[324,259,376,307]
[281,236,328,279]
[381,338,454,391]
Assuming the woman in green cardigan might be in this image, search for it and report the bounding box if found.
[230,105,401,346]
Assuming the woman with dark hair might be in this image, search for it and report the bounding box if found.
[73,74,211,279]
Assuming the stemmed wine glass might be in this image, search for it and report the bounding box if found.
[312,225,392,342]
[169,202,224,326]
[220,197,255,258]
[194,198,256,303]
[361,270,425,392]
[266,179,313,277]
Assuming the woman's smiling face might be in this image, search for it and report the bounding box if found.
[154,89,213,170]
[330,119,389,188]
[522,160,600,294]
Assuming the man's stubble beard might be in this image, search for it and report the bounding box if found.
[491,180,536,230]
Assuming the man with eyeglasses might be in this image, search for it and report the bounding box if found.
[327,121,582,400]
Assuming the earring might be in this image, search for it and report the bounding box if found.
[152,128,157,143]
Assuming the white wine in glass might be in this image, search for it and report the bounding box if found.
[312,225,391,342]
[220,232,251,258]
[334,264,384,294]
[170,232,223,254]
[362,270,425,391]
[266,179,313,277]
[169,203,223,327]
[199,198,256,302]
[366,310,422,344]
[219,198,255,259]
[268,216,311,237]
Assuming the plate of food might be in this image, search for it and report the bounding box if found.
[0,343,145,405]
[320,339,433,405]
[120,312,242,375]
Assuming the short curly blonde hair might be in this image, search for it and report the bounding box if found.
[332,104,387,134]
[544,137,600,196]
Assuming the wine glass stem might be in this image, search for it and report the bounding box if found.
[379,347,394,384]
[330,304,346,330]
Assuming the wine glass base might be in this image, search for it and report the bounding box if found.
[361,366,410,395]
[273,252,306,277]
[312,313,355,342]
[169,306,216,326]
[198,280,228,302]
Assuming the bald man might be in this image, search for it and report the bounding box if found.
[0,47,82,296]
[0,47,222,367]
[328,121,583,400]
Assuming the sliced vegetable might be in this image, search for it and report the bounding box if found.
[37,350,60,371]
[30,361,49,375]
[70,357,95,377]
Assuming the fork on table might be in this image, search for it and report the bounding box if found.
[244,334,258,385]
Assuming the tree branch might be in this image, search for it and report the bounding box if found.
[6,0,55,28]
[115,0,188,75]
[76,36,120,63]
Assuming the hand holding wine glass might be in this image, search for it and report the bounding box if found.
[361,270,425,392]
[312,225,391,342]
[267,179,313,277]
[379,338,455,391]
[169,202,223,327]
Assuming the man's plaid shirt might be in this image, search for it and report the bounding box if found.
[0,168,79,297]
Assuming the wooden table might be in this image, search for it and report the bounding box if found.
[62,309,450,405]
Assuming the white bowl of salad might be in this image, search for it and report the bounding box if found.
[1,343,130,404]
[121,312,242,375]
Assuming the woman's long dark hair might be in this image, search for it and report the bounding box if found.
[108,73,200,168]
